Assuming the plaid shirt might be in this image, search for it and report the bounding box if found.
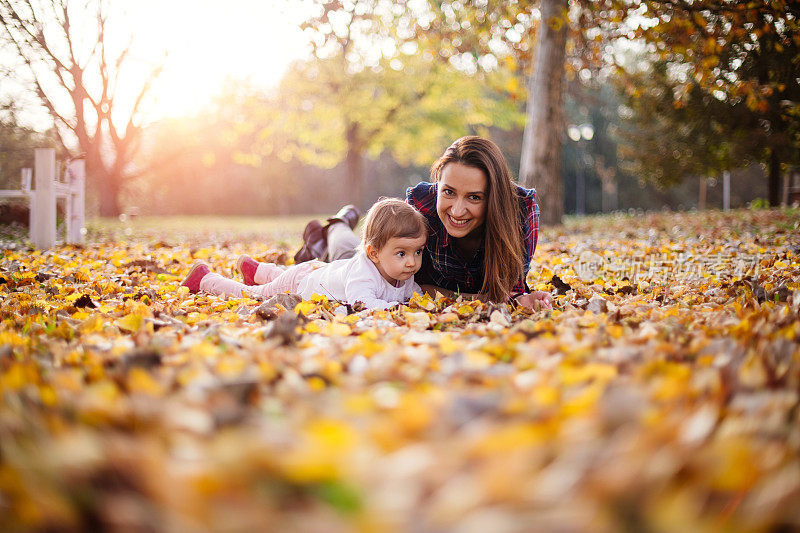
[405,181,539,296]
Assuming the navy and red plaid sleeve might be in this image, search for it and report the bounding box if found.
[406,182,437,215]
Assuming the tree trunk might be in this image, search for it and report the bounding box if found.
[519,0,569,226]
[698,178,707,210]
[97,173,121,217]
[89,158,122,217]
[84,152,118,217]
[768,149,781,207]
[345,121,364,210]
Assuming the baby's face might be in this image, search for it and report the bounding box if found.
[369,234,427,285]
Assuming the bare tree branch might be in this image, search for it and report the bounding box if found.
[0,0,163,215]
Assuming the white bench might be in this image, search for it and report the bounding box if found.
[0,148,85,248]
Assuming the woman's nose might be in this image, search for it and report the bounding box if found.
[451,199,466,215]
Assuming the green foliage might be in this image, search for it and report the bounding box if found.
[615,61,742,186]
[262,55,521,168]
[611,2,800,192]
[0,104,56,188]
[226,0,526,204]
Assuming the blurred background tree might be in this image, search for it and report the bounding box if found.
[0,0,162,216]
[611,0,800,207]
[2,0,796,221]
[228,0,525,210]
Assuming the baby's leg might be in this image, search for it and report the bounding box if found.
[254,263,318,295]
[200,265,310,299]
[200,273,268,299]
[254,262,286,284]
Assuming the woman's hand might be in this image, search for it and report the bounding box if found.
[515,291,553,311]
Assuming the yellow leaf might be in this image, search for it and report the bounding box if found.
[304,320,323,333]
[438,334,460,354]
[465,350,494,370]
[325,322,352,337]
[190,342,219,358]
[310,293,329,304]
[456,303,475,317]
[707,438,759,492]
[606,325,624,339]
[408,291,436,311]
[344,393,373,414]
[1,363,36,391]
[561,383,603,416]
[0,331,27,347]
[219,311,241,323]
[470,423,547,456]
[533,385,560,406]
[185,312,209,325]
[259,361,278,381]
[79,314,105,333]
[115,313,143,332]
[307,376,326,391]
[558,363,617,385]
[216,357,247,377]
[281,419,358,483]
[392,394,433,436]
[127,367,163,396]
[39,385,57,406]
[295,300,317,316]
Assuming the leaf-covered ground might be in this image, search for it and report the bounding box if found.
[1,209,799,532]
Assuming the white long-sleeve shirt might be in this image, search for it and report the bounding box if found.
[297,251,422,309]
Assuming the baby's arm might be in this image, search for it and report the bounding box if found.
[344,276,398,310]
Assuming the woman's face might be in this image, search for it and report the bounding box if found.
[436,162,488,239]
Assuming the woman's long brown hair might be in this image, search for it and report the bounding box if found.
[430,136,524,302]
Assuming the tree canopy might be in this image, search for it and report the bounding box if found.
[611,1,800,204]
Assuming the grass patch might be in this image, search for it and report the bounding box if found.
[85,214,327,247]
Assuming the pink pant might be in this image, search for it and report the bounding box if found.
[199,261,323,299]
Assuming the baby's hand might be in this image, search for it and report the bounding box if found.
[515,291,553,311]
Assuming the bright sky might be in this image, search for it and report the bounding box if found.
[0,1,313,129]
[125,0,312,122]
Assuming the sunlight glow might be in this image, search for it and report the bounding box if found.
[120,1,312,122]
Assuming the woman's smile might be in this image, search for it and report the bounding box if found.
[446,213,473,230]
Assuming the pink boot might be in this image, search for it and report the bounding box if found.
[236,255,259,286]
[181,262,211,293]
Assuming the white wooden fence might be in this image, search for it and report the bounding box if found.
[0,148,85,248]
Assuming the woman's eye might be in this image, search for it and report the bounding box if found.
[469,195,483,201]
[443,188,454,196]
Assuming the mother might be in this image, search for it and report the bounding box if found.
[250,136,552,310]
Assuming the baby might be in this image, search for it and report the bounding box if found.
[181,198,428,309]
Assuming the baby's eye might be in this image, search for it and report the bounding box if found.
[397,251,405,257]
[415,249,423,255]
